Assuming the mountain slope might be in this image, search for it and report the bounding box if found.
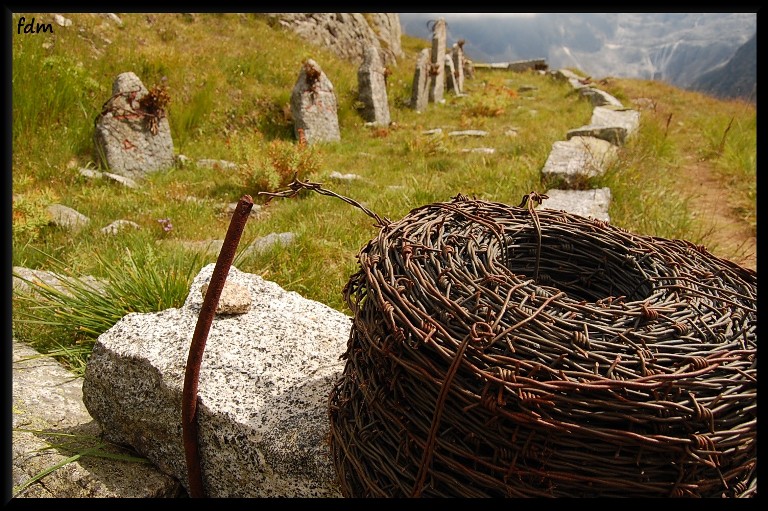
[690,32,757,103]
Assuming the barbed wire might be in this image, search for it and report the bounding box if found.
[262,179,757,497]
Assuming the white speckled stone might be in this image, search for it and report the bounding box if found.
[82,264,351,497]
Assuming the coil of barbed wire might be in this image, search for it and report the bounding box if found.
[323,191,756,498]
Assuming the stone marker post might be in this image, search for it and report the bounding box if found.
[94,72,175,180]
[410,48,431,112]
[463,57,475,80]
[357,46,391,126]
[444,55,460,95]
[428,18,446,103]
[452,42,465,93]
[290,59,341,145]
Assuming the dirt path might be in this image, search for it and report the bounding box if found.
[678,155,756,271]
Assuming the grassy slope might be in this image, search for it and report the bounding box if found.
[12,14,756,363]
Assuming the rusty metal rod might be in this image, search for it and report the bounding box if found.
[181,194,253,498]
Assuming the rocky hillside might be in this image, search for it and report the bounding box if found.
[690,32,756,103]
[266,13,404,65]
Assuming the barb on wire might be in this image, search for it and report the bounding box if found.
[518,191,548,282]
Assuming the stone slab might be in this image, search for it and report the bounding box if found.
[539,188,612,223]
[81,265,351,497]
[11,340,182,498]
[541,136,618,186]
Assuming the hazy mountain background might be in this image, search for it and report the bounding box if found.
[399,13,757,102]
[689,31,757,101]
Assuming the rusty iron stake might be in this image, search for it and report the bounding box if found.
[182,194,253,498]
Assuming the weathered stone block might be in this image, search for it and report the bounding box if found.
[589,107,641,139]
[94,72,174,179]
[541,136,618,186]
[290,59,341,144]
[410,48,431,112]
[579,87,623,107]
[540,188,612,223]
[428,18,446,103]
[82,264,350,497]
[357,45,391,126]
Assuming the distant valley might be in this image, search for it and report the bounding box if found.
[399,13,756,102]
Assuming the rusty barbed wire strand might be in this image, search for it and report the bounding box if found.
[260,174,390,228]
[263,179,756,497]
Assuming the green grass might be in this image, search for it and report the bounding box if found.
[13,241,205,375]
[12,13,757,374]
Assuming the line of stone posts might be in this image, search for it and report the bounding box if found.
[410,18,468,112]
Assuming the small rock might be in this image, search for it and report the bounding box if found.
[460,147,496,154]
[448,130,488,137]
[103,172,139,188]
[79,168,103,179]
[46,204,89,231]
[223,203,261,218]
[200,281,252,315]
[13,266,108,297]
[102,13,123,27]
[244,232,296,256]
[422,128,443,136]
[159,239,223,254]
[53,14,72,27]
[329,171,361,181]
[101,220,140,236]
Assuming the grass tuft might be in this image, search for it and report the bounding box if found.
[13,243,204,374]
